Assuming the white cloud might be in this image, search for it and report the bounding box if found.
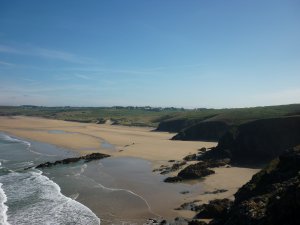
[0,44,95,64]
[0,60,14,66]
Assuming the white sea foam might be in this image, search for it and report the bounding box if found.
[0,171,100,225]
[75,163,88,176]
[82,174,161,218]
[0,133,57,157]
[0,183,10,225]
[1,133,31,148]
[70,193,80,200]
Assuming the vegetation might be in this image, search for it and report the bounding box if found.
[0,104,299,129]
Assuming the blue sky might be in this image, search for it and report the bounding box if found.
[0,0,299,108]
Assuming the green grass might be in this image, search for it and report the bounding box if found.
[0,104,299,128]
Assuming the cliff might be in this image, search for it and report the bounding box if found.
[172,121,230,141]
[210,146,300,225]
[156,118,202,133]
[202,116,300,164]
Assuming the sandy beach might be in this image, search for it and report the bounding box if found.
[0,116,260,221]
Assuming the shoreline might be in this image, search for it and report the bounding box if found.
[0,116,260,222]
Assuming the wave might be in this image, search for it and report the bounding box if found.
[0,133,57,157]
[74,163,88,176]
[81,174,161,218]
[0,170,100,225]
[0,133,31,148]
[0,183,10,225]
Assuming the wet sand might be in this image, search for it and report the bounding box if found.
[0,116,259,221]
[0,116,215,168]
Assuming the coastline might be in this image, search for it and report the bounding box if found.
[0,116,260,223]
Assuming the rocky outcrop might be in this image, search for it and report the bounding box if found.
[164,159,229,183]
[195,199,233,219]
[210,146,300,225]
[156,118,201,133]
[153,161,187,175]
[178,162,215,179]
[201,116,300,164]
[31,153,110,169]
[172,121,230,141]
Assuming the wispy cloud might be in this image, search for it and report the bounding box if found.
[74,74,94,80]
[33,47,96,64]
[0,44,96,64]
[0,45,22,54]
[0,60,14,66]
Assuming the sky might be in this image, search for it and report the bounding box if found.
[0,0,299,108]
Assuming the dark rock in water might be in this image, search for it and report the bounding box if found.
[195,199,233,219]
[164,159,229,183]
[206,116,300,164]
[177,162,215,179]
[172,121,230,141]
[33,153,110,169]
[157,161,187,175]
[183,154,197,161]
[164,176,183,183]
[170,161,187,171]
[210,146,300,225]
[83,153,110,162]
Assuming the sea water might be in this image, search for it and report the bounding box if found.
[0,132,204,225]
[0,132,100,225]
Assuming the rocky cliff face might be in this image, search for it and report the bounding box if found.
[172,121,230,141]
[156,118,201,133]
[210,146,300,225]
[205,116,300,164]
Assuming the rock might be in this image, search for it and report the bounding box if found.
[176,200,201,211]
[204,158,231,167]
[210,146,300,225]
[156,118,200,133]
[33,153,110,169]
[198,147,207,153]
[178,162,215,179]
[183,154,197,161]
[164,176,183,183]
[163,159,226,182]
[160,220,167,225]
[202,189,228,195]
[158,161,187,175]
[83,153,110,162]
[195,199,233,219]
[172,121,230,141]
[188,220,207,225]
[210,116,300,164]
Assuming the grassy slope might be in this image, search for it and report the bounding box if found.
[0,106,182,127]
[0,104,300,128]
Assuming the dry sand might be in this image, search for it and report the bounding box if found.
[0,116,215,167]
[0,116,260,220]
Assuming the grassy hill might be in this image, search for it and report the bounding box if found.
[159,104,300,140]
[0,104,300,132]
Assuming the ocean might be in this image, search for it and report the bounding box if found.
[0,132,204,225]
[0,132,100,225]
